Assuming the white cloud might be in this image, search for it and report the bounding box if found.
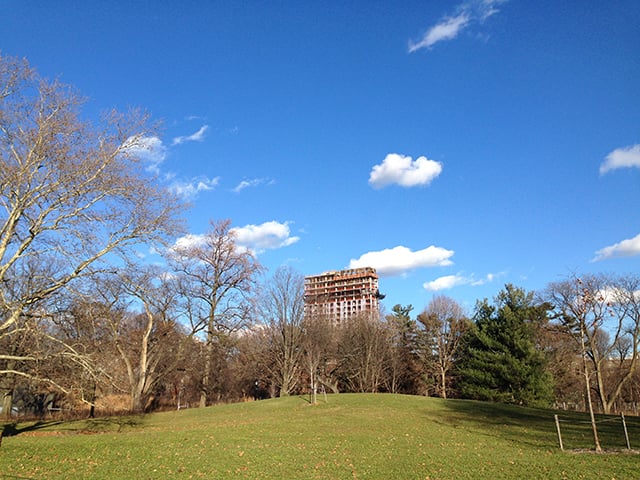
[231,221,300,253]
[369,153,442,189]
[349,245,454,277]
[122,135,168,174]
[409,14,470,52]
[232,178,273,193]
[592,233,640,261]
[409,0,506,53]
[172,233,207,252]
[171,221,299,258]
[168,176,220,199]
[172,125,209,146]
[599,144,640,174]
[424,275,468,291]
[423,271,502,291]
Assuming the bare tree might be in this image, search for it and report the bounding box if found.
[547,274,640,417]
[546,273,640,452]
[112,266,186,412]
[611,274,640,398]
[417,295,468,399]
[338,314,389,393]
[66,267,195,414]
[258,266,305,397]
[170,219,262,407]
[0,54,184,416]
[301,314,336,404]
[48,291,122,417]
[537,319,583,410]
[231,325,273,399]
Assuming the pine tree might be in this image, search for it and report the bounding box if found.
[457,285,553,407]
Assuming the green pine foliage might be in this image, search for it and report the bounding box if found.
[456,284,554,407]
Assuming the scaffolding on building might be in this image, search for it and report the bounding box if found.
[304,267,384,323]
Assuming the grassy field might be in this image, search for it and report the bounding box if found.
[1,394,639,479]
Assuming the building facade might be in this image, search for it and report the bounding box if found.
[304,267,383,323]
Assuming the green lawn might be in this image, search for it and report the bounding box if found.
[1,394,638,479]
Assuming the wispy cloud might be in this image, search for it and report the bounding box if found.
[172,125,209,146]
[349,245,454,277]
[231,221,300,254]
[369,153,442,189]
[409,14,470,52]
[409,0,506,53]
[599,144,640,174]
[592,232,640,261]
[123,135,168,174]
[423,271,502,291]
[232,178,274,193]
[123,130,220,200]
[168,177,220,200]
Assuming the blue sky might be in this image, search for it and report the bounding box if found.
[2,1,639,313]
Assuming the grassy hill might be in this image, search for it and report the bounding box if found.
[1,394,638,479]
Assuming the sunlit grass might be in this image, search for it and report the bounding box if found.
[1,394,638,479]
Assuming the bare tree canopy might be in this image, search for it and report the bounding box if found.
[418,295,468,399]
[0,54,185,412]
[95,264,185,413]
[257,266,305,397]
[170,219,262,407]
[545,273,640,415]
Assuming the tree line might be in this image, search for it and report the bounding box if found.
[2,54,640,421]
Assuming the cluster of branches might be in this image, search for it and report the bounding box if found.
[0,54,265,416]
[0,53,185,417]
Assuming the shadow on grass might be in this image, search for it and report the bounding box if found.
[0,474,39,479]
[440,399,640,452]
[84,416,144,433]
[2,415,144,438]
[297,394,328,405]
[2,420,64,438]
[435,399,553,449]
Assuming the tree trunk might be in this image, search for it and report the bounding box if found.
[1,364,16,420]
[279,355,295,397]
[309,363,317,405]
[131,390,143,413]
[200,338,213,408]
[593,357,610,414]
[581,329,602,452]
[89,383,96,418]
[585,368,602,452]
[2,390,13,420]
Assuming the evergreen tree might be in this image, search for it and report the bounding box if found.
[456,285,553,407]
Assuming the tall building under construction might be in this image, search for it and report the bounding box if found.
[304,267,384,323]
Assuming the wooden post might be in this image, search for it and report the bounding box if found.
[621,413,631,450]
[554,415,564,451]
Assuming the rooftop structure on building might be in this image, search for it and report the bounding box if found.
[304,267,384,323]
